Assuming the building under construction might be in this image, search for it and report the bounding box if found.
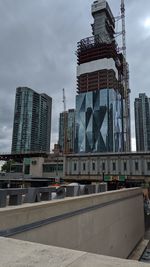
[75,0,131,153]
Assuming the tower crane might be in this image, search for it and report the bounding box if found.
[62,88,66,112]
[62,88,67,154]
[121,0,131,151]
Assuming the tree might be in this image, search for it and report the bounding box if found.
[1,160,15,173]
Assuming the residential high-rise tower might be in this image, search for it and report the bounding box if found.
[58,109,75,153]
[75,0,131,153]
[11,87,52,153]
[134,93,150,151]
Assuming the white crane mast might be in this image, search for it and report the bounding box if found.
[62,88,66,112]
[62,88,67,154]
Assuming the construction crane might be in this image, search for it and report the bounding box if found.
[62,88,67,154]
[121,0,131,151]
[121,0,126,66]
[62,88,66,112]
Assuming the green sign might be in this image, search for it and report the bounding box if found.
[104,175,126,182]
[119,175,126,182]
[104,175,111,182]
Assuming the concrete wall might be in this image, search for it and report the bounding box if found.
[30,157,44,177]
[0,188,145,259]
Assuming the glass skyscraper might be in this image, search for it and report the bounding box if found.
[76,89,123,153]
[134,93,150,151]
[75,0,130,153]
[59,109,75,153]
[11,87,52,153]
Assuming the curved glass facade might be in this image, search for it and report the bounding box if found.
[75,89,123,153]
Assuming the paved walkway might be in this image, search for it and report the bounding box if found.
[145,214,150,248]
[0,237,149,267]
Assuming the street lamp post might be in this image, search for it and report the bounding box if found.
[102,171,105,182]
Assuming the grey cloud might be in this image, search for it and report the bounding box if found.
[0,0,150,152]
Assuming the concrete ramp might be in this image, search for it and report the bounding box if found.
[0,188,145,259]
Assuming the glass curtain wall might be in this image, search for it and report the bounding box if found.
[75,89,123,153]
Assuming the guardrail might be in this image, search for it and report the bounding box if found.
[0,183,107,208]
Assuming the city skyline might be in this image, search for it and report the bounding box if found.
[0,0,150,152]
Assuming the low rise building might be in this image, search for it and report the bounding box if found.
[64,152,150,183]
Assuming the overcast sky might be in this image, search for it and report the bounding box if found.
[0,0,150,153]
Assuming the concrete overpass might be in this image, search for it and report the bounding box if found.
[0,187,145,259]
[0,151,48,161]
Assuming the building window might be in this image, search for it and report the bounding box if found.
[58,165,63,171]
[135,162,139,171]
[113,162,116,171]
[147,162,150,171]
[74,163,77,171]
[43,164,63,173]
[92,162,95,171]
[24,165,30,175]
[102,162,105,171]
[11,164,23,173]
[83,163,86,171]
[124,162,127,171]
